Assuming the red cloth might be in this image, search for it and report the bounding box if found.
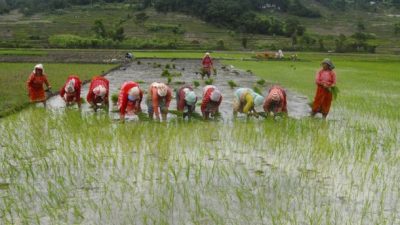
[312,69,336,115]
[263,86,287,113]
[26,73,50,102]
[201,87,222,113]
[149,85,172,117]
[59,75,82,103]
[176,85,196,112]
[86,76,109,104]
[118,81,143,116]
[202,56,213,69]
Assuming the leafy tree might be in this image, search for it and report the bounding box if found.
[92,20,107,39]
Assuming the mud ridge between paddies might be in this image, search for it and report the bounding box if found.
[46,59,311,121]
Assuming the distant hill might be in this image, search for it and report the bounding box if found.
[0,0,399,53]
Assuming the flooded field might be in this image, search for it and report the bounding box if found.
[47,59,311,121]
[0,58,399,224]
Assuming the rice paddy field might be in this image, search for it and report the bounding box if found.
[0,52,399,224]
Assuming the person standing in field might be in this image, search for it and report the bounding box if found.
[233,87,264,118]
[176,84,197,119]
[146,82,172,121]
[201,85,222,120]
[263,85,287,117]
[26,64,51,107]
[86,76,109,112]
[60,75,82,108]
[118,81,143,122]
[201,52,214,79]
[311,58,337,119]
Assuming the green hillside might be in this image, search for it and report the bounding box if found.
[0,1,399,53]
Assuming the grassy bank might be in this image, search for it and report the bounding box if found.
[0,63,116,117]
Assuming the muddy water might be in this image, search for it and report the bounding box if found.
[47,59,311,121]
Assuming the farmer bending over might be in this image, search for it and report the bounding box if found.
[118,81,143,122]
[176,85,197,119]
[233,88,264,118]
[201,85,222,120]
[311,58,336,119]
[146,82,172,121]
[60,75,82,108]
[26,64,51,107]
[201,52,214,79]
[86,76,109,112]
[263,85,287,117]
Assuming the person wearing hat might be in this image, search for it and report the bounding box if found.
[59,75,82,108]
[233,87,264,118]
[201,85,222,120]
[26,64,52,107]
[146,82,172,121]
[201,52,214,79]
[117,81,143,121]
[176,85,198,119]
[86,76,109,112]
[263,85,287,117]
[311,58,337,119]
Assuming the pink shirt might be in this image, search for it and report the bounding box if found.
[316,69,336,87]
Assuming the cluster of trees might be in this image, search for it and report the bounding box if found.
[316,0,400,10]
[92,19,125,41]
[0,0,125,15]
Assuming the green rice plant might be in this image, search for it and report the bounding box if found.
[165,64,171,69]
[204,78,214,85]
[135,80,145,84]
[328,86,340,100]
[228,80,237,89]
[161,69,171,77]
[173,81,185,85]
[167,77,172,84]
[172,64,176,69]
[111,93,119,104]
[256,79,266,86]
[137,60,141,65]
[193,80,200,88]
[170,72,182,77]
[252,86,263,95]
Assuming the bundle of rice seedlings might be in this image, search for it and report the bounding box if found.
[161,69,171,77]
[252,86,263,95]
[329,86,340,100]
[111,93,118,104]
[228,80,238,89]
[256,79,266,86]
[205,79,214,85]
[193,80,200,88]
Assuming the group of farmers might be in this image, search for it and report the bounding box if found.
[27,53,336,120]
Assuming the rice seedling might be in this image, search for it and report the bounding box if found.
[193,80,200,88]
[252,85,263,95]
[161,69,171,77]
[256,79,266,86]
[111,93,119,104]
[204,79,214,85]
[227,80,238,89]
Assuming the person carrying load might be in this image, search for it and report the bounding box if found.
[26,64,51,107]
[201,52,214,79]
[311,58,337,119]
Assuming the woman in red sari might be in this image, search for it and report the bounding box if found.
[311,59,336,119]
[26,64,51,107]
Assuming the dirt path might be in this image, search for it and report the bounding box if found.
[47,59,311,121]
